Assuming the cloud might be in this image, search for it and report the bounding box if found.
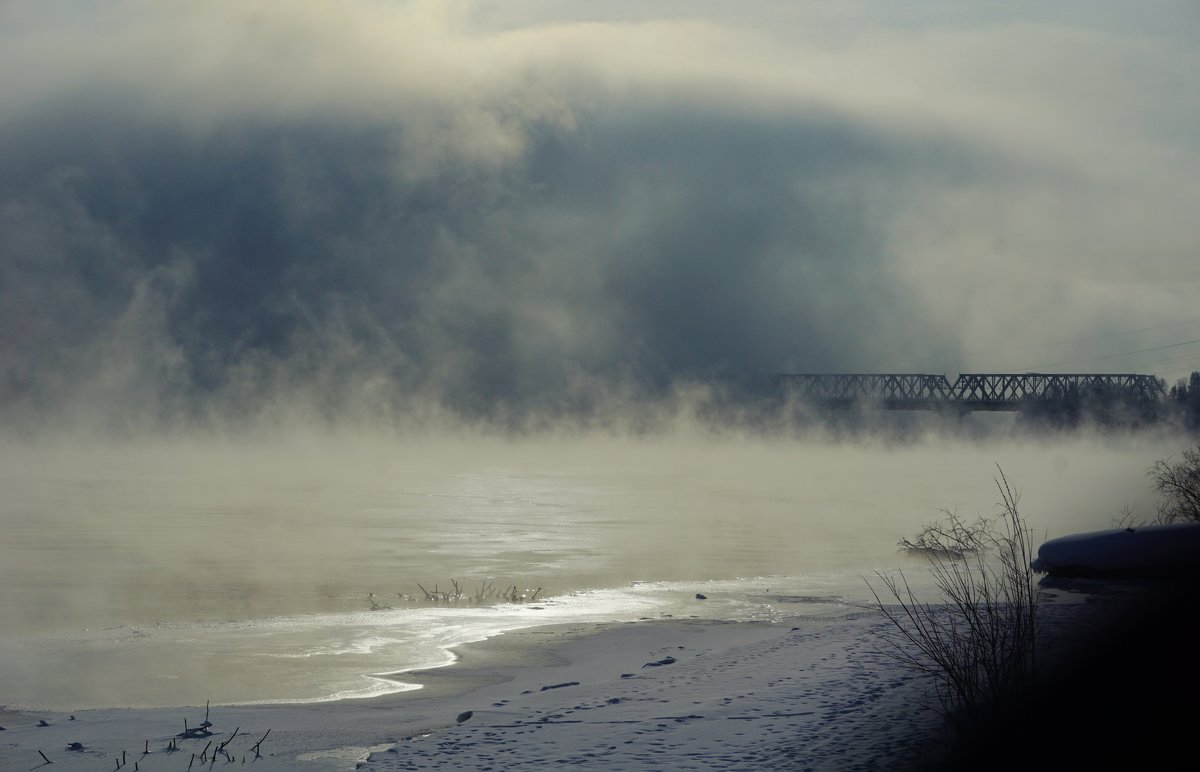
[1,0,1197,431]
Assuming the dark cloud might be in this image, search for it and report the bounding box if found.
[2,1,1195,432]
[0,89,980,431]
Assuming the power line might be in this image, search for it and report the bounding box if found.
[981,317,1200,358]
[1137,352,1200,382]
[1134,352,1200,369]
[1028,337,1200,370]
[878,316,1200,371]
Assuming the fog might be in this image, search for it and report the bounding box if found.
[2,1,1198,432]
[1,1,1197,709]
[0,430,1182,639]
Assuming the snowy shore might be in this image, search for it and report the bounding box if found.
[5,575,1180,771]
[1,611,947,771]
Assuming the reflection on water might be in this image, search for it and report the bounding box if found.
[0,433,1177,708]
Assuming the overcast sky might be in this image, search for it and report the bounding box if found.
[2,0,1197,430]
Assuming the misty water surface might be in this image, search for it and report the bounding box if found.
[0,431,1179,708]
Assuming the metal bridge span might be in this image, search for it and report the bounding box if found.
[775,373,1165,412]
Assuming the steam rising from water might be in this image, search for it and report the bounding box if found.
[0,432,1178,630]
[0,430,1185,708]
[2,1,1198,432]
[1,0,1197,711]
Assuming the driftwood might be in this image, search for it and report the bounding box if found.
[250,728,271,758]
[177,700,217,740]
[218,726,239,753]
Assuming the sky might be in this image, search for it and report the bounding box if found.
[1,0,1198,432]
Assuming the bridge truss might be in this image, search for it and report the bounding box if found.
[775,373,1165,411]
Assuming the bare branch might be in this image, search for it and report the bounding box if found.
[866,465,1039,724]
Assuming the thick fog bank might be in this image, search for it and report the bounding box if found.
[3,1,1198,434]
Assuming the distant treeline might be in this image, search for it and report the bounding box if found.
[1017,371,1200,432]
[1167,371,1200,432]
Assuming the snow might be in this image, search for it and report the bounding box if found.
[1031,522,1200,575]
[0,613,944,771]
[360,615,939,771]
[5,523,1195,771]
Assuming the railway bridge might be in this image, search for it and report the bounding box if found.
[774,373,1165,412]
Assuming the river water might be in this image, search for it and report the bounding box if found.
[0,430,1177,709]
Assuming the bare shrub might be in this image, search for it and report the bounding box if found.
[1149,444,1200,524]
[867,467,1038,725]
[897,513,991,559]
[1112,503,1147,529]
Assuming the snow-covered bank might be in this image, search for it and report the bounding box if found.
[9,513,1200,772]
[361,614,940,771]
[1032,522,1200,577]
[4,584,1176,771]
[0,613,944,771]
